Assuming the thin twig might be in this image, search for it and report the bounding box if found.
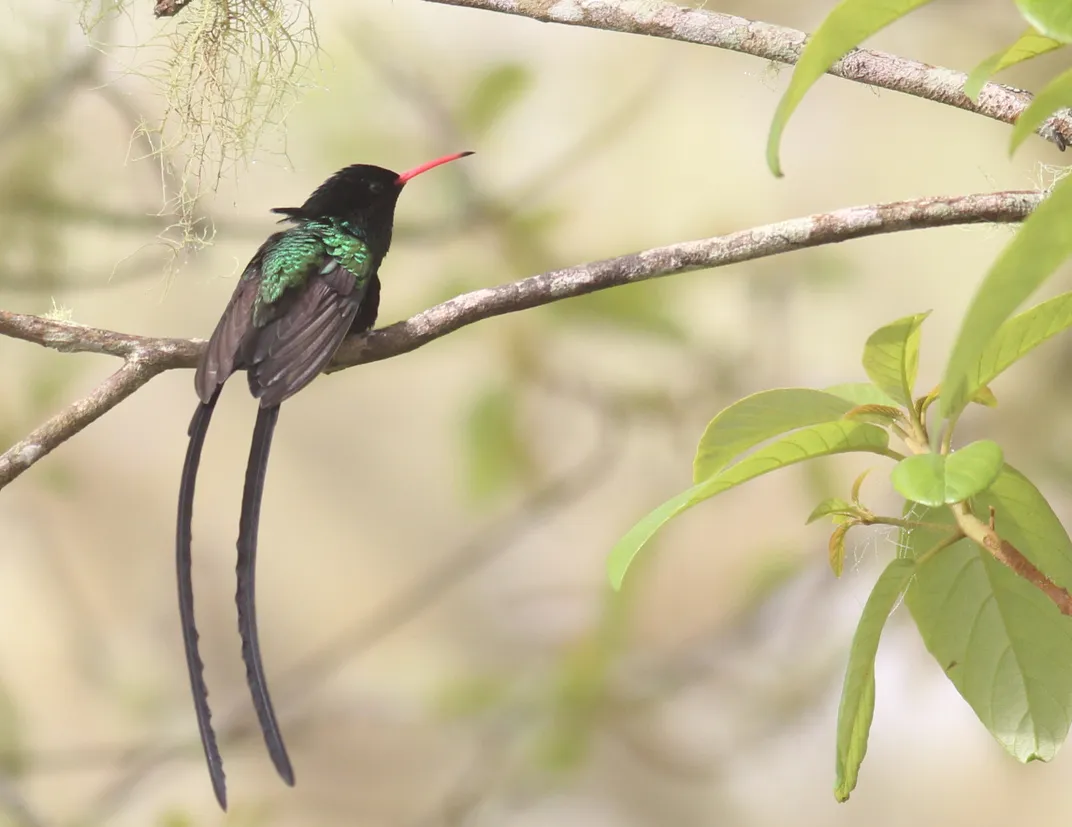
[859,515,954,532]
[0,189,1043,493]
[423,0,1072,151]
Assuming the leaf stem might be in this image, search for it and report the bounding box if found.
[914,530,966,567]
[950,502,1072,615]
[862,515,959,533]
[939,412,959,455]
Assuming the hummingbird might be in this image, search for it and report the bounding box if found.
[176,150,473,810]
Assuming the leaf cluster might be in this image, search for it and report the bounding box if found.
[610,0,1072,801]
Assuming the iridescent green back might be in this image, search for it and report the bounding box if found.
[256,219,372,314]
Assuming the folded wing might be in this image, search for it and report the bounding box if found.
[247,258,365,407]
[193,235,282,404]
[194,238,372,408]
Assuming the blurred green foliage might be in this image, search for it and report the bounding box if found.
[462,381,534,503]
[546,280,686,341]
[0,680,24,778]
[463,63,533,136]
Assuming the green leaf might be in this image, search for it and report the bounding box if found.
[693,388,855,482]
[462,383,531,502]
[891,453,946,506]
[861,312,930,406]
[947,440,1005,500]
[961,290,1072,403]
[904,506,1072,762]
[807,497,855,524]
[942,173,1072,417]
[835,558,916,801]
[608,487,703,592]
[988,464,1072,593]
[1010,66,1072,153]
[464,63,532,135]
[964,29,1064,101]
[829,522,851,577]
[766,0,937,176]
[891,440,1003,506]
[1016,0,1072,42]
[824,382,901,408]
[851,468,872,503]
[609,421,890,589]
[843,404,908,427]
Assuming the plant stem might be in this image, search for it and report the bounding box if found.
[862,515,957,533]
[915,530,966,567]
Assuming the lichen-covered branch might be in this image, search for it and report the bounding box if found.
[0,315,199,363]
[0,189,1043,492]
[423,0,1072,151]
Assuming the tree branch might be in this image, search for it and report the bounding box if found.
[0,315,197,362]
[0,359,166,489]
[423,0,1072,152]
[0,189,1042,492]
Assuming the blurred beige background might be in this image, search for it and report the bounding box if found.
[3,0,1072,824]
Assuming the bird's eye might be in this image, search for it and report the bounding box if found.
[369,181,384,194]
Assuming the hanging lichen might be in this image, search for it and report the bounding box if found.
[83,0,319,246]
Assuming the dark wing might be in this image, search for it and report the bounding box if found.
[247,259,368,408]
[194,235,285,404]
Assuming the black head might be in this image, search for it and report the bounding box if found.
[270,152,474,250]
